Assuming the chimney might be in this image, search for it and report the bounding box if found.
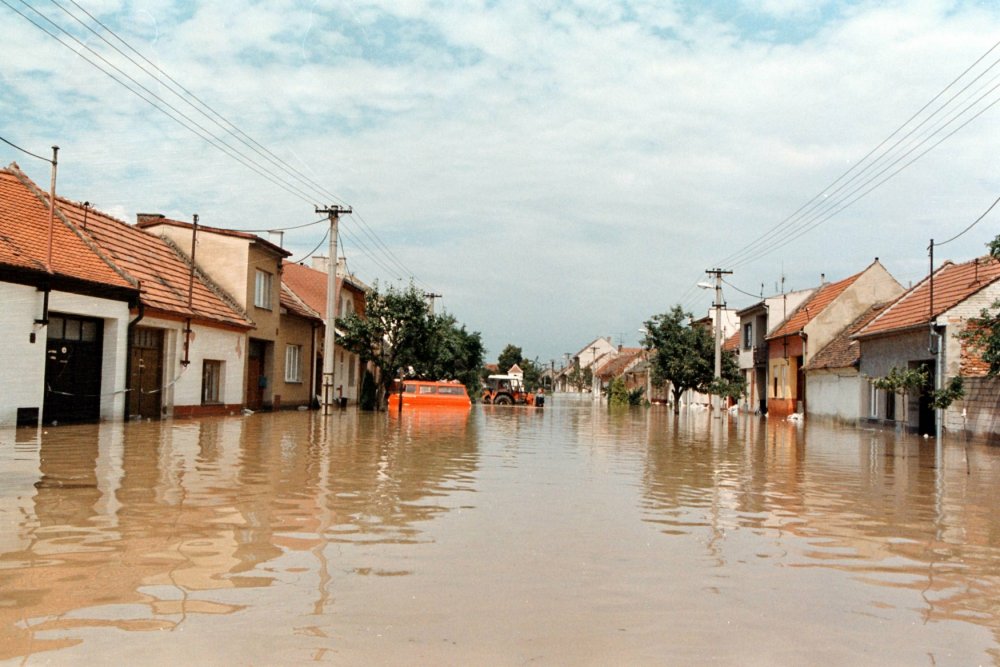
[820,273,826,284]
[268,230,284,248]
[136,212,165,228]
[311,255,330,274]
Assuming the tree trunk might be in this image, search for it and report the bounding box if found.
[672,386,683,414]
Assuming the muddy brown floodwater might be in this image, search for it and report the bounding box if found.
[2,395,1000,665]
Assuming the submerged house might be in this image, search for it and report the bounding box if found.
[0,164,139,426]
[854,254,1000,438]
[765,260,902,418]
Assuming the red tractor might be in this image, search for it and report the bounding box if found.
[481,374,544,406]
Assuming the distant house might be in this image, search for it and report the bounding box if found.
[854,254,1000,438]
[137,214,306,412]
[281,257,368,405]
[765,260,902,418]
[593,347,644,396]
[735,288,815,414]
[557,337,617,393]
[0,164,139,426]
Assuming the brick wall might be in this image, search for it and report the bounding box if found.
[944,376,1000,442]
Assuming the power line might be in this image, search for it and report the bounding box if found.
[936,193,1000,247]
[714,36,1000,271]
[0,135,53,163]
[4,0,425,286]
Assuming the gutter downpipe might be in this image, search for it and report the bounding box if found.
[182,214,199,367]
[125,296,145,419]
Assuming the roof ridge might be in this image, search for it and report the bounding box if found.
[10,163,140,290]
[158,234,254,326]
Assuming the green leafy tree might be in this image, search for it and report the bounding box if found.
[708,350,747,403]
[607,376,645,406]
[337,283,483,408]
[496,344,523,374]
[873,364,965,411]
[643,306,714,414]
[413,313,485,399]
[567,363,592,392]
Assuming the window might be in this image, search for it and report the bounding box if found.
[743,322,753,350]
[869,382,879,418]
[419,385,436,394]
[885,389,896,420]
[202,360,222,404]
[285,345,302,383]
[254,269,273,309]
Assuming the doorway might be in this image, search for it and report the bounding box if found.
[128,326,163,419]
[44,314,104,424]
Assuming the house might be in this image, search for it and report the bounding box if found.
[556,337,618,393]
[136,214,307,412]
[0,164,139,426]
[735,288,815,414]
[802,304,887,423]
[854,254,1000,438]
[281,257,368,405]
[765,260,903,418]
[56,197,254,419]
[593,347,645,396]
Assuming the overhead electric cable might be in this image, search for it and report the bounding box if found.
[713,36,1000,270]
[936,193,1000,247]
[0,135,52,162]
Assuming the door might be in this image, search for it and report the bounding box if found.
[246,339,266,410]
[44,314,103,424]
[917,362,936,436]
[128,327,163,419]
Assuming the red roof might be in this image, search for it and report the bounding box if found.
[282,262,330,318]
[595,348,644,380]
[722,330,740,353]
[858,256,1000,338]
[0,164,136,293]
[280,283,321,321]
[768,270,863,339]
[56,197,252,329]
[806,303,886,370]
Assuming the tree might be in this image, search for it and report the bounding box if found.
[873,364,965,411]
[607,376,644,407]
[643,305,714,414]
[708,349,747,404]
[496,344,523,373]
[337,283,484,408]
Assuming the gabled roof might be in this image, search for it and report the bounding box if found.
[56,196,253,329]
[280,283,321,321]
[136,213,292,258]
[282,262,329,317]
[0,164,137,297]
[722,330,740,353]
[856,256,1000,338]
[806,303,887,370]
[595,348,644,380]
[768,270,863,339]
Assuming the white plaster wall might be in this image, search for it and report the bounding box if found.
[142,316,247,412]
[48,291,131,422]
[0,283,47,426]
[806,370,863,421]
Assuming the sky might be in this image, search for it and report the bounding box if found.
[3,0,1000,364]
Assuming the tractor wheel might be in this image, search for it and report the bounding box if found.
[493,394,514,405]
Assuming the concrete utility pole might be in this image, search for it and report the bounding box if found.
[706,268,733,415]
[424,292,442,315]
[316,205,352,415]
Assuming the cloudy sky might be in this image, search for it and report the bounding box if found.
[3,1,1000,363]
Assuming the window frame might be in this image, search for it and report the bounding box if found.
[254,269,273,310]
[202,359,223,404]
[285,344,302,383]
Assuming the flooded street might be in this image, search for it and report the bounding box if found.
[3,395,1000,665]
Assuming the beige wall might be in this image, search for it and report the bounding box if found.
[274,313,316,409]
[153,225,251,310]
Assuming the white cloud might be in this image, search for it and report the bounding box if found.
[2,1,1000,360]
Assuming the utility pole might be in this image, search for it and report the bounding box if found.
[424,292,442,315]
[316,205,352,415]
[706,268,733,415]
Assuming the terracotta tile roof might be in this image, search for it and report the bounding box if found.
[768,270,862,339]
[0,164,136,293]
[280,283,321,321]
[53,196,253,329]
[806,303,887,370]
[282,262,329,318]
[722,330,740,352]
[857,256,1000,338]
[136,213,292,258]
[595,348,644,380]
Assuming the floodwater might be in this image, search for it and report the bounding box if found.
[2,396,1000,666]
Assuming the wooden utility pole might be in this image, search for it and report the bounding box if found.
[316,205,352,415]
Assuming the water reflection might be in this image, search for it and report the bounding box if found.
[1,402,1000,663]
